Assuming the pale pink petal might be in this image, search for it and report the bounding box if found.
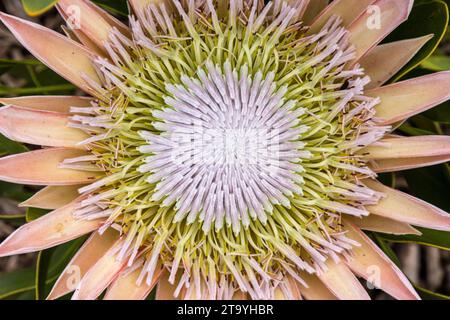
[318,260,371,300]
[288,275,303,299]
[72,239,126,300]
[0,105,88,147]
[0,200,103,257]
[274,288,286,300]
[129,0,152,12]
[76,0,129,35]
[0,95,91,113]
[129,0,165,20]
[57,0,128,51]
[47,228,119,300]
[0,12,100,95]
[371,155,450,173]
[345,221,420,300]
[274,276,302,300]
[361,35,433,89]
[303,0,329,25]
[20,185,82,210]
[348,0,413,63]
[232,291,249,300]
[61,24,105,57]
[365,179,450,232]
[347,215,421,235]
[0,148,101,185]
[104,267,162,300]
[308,0,377,34]
[367,72,450,124]
[155,271,180,300]
[361,136,450,160]
[298,272,337,300]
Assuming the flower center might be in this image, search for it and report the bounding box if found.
[66,0,390,299]
[138,61,310,233]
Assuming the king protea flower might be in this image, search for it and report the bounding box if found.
[0,0,450,300]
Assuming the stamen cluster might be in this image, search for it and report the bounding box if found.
[66,0,388,299]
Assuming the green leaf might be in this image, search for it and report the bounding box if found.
[20,0,60,17]
[0,182,32,202]
[0,84,75,96]
[421,54,450,71]
[383,0,449,82]
[416,0,450,9]
[415,285,450,300]
[0,133,28,156]
[1,60,74,97]
[423,103,450,124]
[92,0,129,16]
[20,0,129,17]
[0,237,86,300]
[0,59,42,74]
[376,173,396,188]
[374,232,450,300]
[404,164,450,212]
[397,123,436,136]
[381,227,450,251]
[0,267,35,299]
[13,290,37,300]
[410,116,443,134]
[25,207,49,222]
[35,249,53,300]
[0,214,26,220]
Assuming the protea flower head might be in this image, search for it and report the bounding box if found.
[0,0,450,300]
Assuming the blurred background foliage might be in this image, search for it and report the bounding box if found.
[0,0,449,300]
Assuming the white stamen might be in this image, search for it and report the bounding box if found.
[138,62,308,233]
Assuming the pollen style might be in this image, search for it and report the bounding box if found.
[1,0,450,300]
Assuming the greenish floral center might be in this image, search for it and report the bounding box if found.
[137,61,310,234]
[67,0,387,299]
